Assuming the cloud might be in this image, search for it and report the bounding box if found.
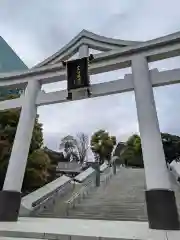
[100,0,180,40]
[1,0,180,150]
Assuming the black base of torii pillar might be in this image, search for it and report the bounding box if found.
[145,189,179,230]
[0,190,21,221]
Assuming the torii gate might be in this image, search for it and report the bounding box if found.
[0,29,180,230]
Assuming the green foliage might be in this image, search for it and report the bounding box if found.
[91,130,116,164]
[116,133,180,167]
[0,109,21,188]
[23,149,51,192]
[121,134,144,167]
[29,116,43,154]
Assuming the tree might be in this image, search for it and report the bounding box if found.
[119,133,180,167]
[23,149,51,193]
[30,116,43,154]
[0,105,47,191]
[59,133,89,164]
[74,133,89,164]
[121,134,144,167]
[91,130,116,164]
[59,135,77,161]
[0,108,43,152]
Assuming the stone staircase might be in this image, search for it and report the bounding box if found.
[65,167,148,221]
[34,169,110,218]
[3,168,180,240]
[34,167,180,222]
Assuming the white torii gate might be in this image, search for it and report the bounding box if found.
[0,29,180,230]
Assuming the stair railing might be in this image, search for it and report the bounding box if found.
[65,167,115,216]
[101,167,114,187]
[65,178,95,216]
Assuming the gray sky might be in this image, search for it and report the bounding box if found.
[1,0,180,150]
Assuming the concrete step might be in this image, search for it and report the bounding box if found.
[70,210,147,215]
[66,214,147,221]
[67,214,147,219]
[69,211,147,218]
[75,202,146,206]
[71,206,147,211]
[0,238,48,240]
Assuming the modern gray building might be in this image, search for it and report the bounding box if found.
[0,37,28,97]
[0,37,28,73]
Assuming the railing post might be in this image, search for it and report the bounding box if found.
[113,162,116,175]
[92,162,100,187]
[66,206,69,216]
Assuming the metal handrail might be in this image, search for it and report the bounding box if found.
[65,178,95,215]
[101,167,113,186]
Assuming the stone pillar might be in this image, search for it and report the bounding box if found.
[131,55,179,230]
[0,80,40,221]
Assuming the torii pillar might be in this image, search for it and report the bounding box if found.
[132,55,179,230]
[0,80,40,221]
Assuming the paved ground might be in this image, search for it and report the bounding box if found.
[0,217,175,240]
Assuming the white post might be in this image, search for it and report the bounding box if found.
[131,55,179,230]
[0,80,40,221]
[79,44,89,58]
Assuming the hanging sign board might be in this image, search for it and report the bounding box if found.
[67,57,90,91]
